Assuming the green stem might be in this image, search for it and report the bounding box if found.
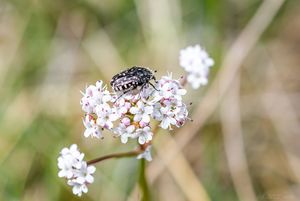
[139,159,151,201]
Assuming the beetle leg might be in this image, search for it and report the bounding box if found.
[148,82,159,91]
[113,90,130,102]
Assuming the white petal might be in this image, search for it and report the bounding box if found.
[160,118,170,129]
[76,177,85,184]
[70,144,78,152]
[144,106,153,114]
[126,125,135,133]
[109,113,119,121]
[84,129,91,138]
[138,136,146,144]
[205,58,214,66]
[58,170,66,178]
[78,153,85,161]
[85,175,94,183]
[102,94,111,102]
[134,114,142,122]
[177,89,187,96]
[141,114,150,123]
[121,135,128,144]
[72,185,81,196]
[191,81,200,89]
[66,171,73,179]
[61,148,69,155]
[137,100,144,108]
[129,107,139,114]
[87,166,96,174]
[82,185,88,193]
[146,133,153,141]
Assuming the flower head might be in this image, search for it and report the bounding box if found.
[80,72,189,143]
[95,103,119,129]
[179,45,214,89]
[151,74,189,130]
[129,100,153,124]
[80,81,112,114]
[155,74,187,100]
[113,124,136,144]
[57,144,96,197]
[136,126,153,145]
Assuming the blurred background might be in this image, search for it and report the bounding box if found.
[0,0,300,200]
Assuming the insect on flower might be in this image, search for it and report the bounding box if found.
[110,66,158,96]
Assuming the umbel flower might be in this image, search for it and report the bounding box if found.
[179,44,214,89]
[57,144,96,196]
[80,73,189,144]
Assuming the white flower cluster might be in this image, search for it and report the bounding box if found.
[179,44,214,89]
[80,74,189,144]
[58,144,96,196]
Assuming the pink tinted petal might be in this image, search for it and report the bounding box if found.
[106,121,113,129]
[121,117,130,126]
[139,121,147,127]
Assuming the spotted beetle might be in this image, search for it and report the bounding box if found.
[110,66,157,95]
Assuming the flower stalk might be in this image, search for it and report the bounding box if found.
[87,149,144,165]
[139,158,151,201]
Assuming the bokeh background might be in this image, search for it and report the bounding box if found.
[0,0,300,200]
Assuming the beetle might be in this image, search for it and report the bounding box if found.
[110,66,158,96]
